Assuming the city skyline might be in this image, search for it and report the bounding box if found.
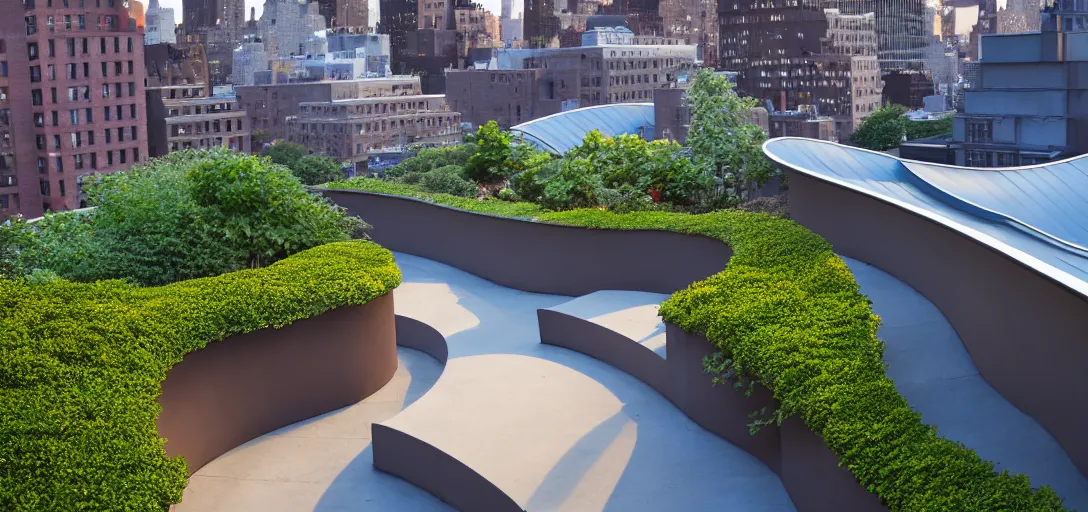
[155,0,521,27]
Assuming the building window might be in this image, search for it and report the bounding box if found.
[85,107,92,123]
[54,155,62,172]
[966,120,992,143]
[966,149,991,168]
[53,134,60,149]
[70,110,78,125]
[59,179,66,196]
[51,111,57,126]
[104,106,110,120]
[129,104,135,119]
[106,150,112,166]
[119,149,125,164]
[995,151,1017,167]
[133,147,139,162]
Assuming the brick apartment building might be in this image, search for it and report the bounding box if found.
[235,76,422,142]
[285,94,461,165]
[447,44,697,129]
[2,0,148,218]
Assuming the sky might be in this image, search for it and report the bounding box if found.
[156,0,518,28]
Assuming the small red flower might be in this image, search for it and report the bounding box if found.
[648,189,661,203]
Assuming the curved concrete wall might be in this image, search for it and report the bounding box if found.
[322,189,732,295]
[395,314,449,364]
[539,313,885,512]
[323,190,888,511]
[786,170,1088,477]
[157,293,398,474]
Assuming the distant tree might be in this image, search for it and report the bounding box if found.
[264,141,307,167]
[292,154,345,185]
[851,104,909,151]
[686,68,774,204]
[852,104,953,151]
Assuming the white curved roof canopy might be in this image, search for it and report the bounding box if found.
[510,103,656,155]
[763,137,1088,299]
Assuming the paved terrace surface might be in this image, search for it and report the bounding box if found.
[175,252,1088,510]
[844,257,1088,510]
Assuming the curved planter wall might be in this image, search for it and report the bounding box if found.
[157,293,398,475]
[785,170,1088,477]
[322,189,732,295]
[539,313,885,512]
[324,190,886,511]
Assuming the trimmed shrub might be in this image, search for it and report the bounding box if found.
[0,241,401,511]
[418,165,478,198]
[9,150,362,286]
[325,178,1070,511]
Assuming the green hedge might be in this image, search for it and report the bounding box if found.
[326,178,1068,511]
[0,241,401,511]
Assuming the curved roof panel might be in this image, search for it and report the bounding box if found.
[510,103,655,155]
[762,137,1088,299]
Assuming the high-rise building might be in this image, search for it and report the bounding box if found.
[823,0,927,71]
[318,0,370,28]
[145,0,177,45]
[719,2,881,140]
[659,0,717,66]
[1,0,149,219]
[523,0,562,46]
[258,0,329,58]
[183,0,245,84]
[379,0,419,73]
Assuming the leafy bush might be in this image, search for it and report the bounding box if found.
[418,165,478,197]
[264,140,307,167]
[0,241,401,511]
[852,105,953,150]
[326,179,1070,511]
[385,143,478,179]
[465,121,516,185]
[10,150,363,286]
[292,154,345,185]
[521,130,713,211]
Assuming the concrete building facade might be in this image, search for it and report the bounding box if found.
[445,68,559,128]
[145,0,177,45]
[236,76,423,141]
[2,1,149,218]
[285,94,461,164]
[954,3,1088,167]
[145,43,250,158]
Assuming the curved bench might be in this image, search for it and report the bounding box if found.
[323,188,887,511]
[157,293,398,474]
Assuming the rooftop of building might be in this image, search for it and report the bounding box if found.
[511,103,655,154]
[302,94,448,106]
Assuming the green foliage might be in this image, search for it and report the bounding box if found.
[418,165,479,197]
[519,131,712,211]
[9,150,362,286]
[326,178,543,218]
[0,241,401,511]
[385,143,478,179]
[852,104,953,151]
[264,140,307,167]
[326,180,1070,511]
[292,154,345,185]
[465,121,517,185]
[0,217,33,279]
[687,68,775,204]
[905,114,954,141]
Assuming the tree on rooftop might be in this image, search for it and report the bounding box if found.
[851,104,909,151]
[292,154,345,186]
[686,68,774,206]
[464,121,514,187]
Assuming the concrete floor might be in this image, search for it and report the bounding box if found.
[843,257,1088,510]
[174,347,453,512]
[175,252,1087,511]
[545,291,670,357]
[386,252,796,511]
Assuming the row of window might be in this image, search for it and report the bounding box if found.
[34,125,139,150]
[33,103,138,128]
[25,0,120,9]
[28,61,135,83]
[38,146,139,175]
[25,15,128,37]
[28,38,135,63]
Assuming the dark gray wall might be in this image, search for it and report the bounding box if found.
[323,189,732,295]
[786,170,1088,478]
[158,294,398,474]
